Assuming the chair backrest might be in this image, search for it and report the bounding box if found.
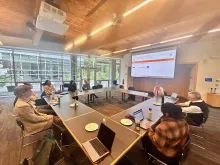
[41,91,46,98]
[181,136,191,162]
[119,85,124,89]
[187,113,204,126]
[16,119,24,132]
[13,96,18,106]
[97,84,103,89]
[63,83,70,88]
[92,85,98,89]
[128,86,135,91]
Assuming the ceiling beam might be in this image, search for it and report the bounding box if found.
[32,0,44,46]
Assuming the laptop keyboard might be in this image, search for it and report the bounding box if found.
[89,139,108,156]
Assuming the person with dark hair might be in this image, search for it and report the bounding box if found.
[13,85,62,136]
[43,80,61,95]
[142,103,189,164]
[68,80,78,100]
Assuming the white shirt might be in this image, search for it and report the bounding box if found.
[153,86,164,96]
[182,100,203,113]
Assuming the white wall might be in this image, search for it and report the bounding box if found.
[121,36,220,100]
[120,53,133,89]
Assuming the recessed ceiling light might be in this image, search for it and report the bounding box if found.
[208,28,220,33]
[131,44,152,50]
[113,49,128,54]
[159,35,193,44]
[74,36,88,45]
[123,0,153,17]
[65,43,73,50]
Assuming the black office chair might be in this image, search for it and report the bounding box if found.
[119,85,124,89]
[146,136,191,165]
[186,113,206,150]
[62,83,70,91]
[41,91,46,98]
[97,84,103,88]
[14,96,18,106]
[127,87,135,101]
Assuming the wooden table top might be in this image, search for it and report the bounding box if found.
[44,95,94,121]
[69,87,121,96]
[64,111,141,165]
[110,97,177,135]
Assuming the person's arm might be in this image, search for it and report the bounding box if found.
[182,106,202,113]
[18,106,52,123]
[176,101,190,107]
[160,87,164,96]
[153,87,157,96]
[147,125,167,148]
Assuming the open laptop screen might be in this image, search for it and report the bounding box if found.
[133,109,144,122]
[97,123,116,151]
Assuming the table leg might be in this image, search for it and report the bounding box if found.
[109,91,111,98]
[106,91,108,100]
[93,94,95,103]
[87,94,90,104]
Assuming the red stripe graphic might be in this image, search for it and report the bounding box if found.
[132,58,174,64]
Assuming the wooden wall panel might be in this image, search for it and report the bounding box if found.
[133,64,193,97]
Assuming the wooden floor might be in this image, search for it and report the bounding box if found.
[0,94,220,165]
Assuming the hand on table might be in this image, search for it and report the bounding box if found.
[145,123,151,130]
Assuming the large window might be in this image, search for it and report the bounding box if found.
[0,48,121,94]
[0,49,15,92]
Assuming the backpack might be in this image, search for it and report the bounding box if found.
[32,134,60,165]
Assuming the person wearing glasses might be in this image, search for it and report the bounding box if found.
[13,85,62,136]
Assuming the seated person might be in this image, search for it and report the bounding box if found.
[153,82,164,96]
[23,82,48,106]
[82,80,98,100]
[68,80,78,100]
[43,80,61,95]
[13,85,62,136]
[176,91,209,125]
[82,80,90,90]
[142,103,189,164]
[112,80,119,87]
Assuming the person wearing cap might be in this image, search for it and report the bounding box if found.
[13,85,61,136]
[153,82,164,96]
[142,103,189,164]
[43,80,61,95]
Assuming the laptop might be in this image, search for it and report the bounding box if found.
[133,109,155,130]
[82,123,116,163]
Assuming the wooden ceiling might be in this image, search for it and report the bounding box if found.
[0,0,220,57]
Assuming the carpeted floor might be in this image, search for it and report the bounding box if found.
[0,93,220,165]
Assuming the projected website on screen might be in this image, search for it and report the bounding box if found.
[131,49,176,78]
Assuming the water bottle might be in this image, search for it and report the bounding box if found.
[148,108,152,121]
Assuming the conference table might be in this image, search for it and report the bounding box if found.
[120,89,151,102]
[68,87,121,105]
[44,88,177,165]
